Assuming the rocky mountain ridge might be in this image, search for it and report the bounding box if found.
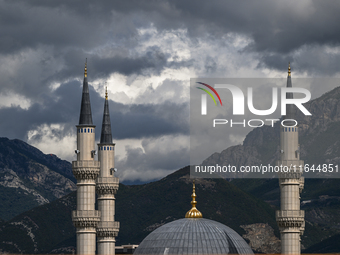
[0,138,76,220]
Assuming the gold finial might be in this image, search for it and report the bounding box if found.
[84,58,87,78]
[185,180,203,218]
[288,62,291,77]
[105,86,108,100]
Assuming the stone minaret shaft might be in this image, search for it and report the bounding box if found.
[72,62,100,255]
[96,88,120,255]
[276,63,305,254]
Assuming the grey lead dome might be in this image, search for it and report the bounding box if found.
[134,218,254,255]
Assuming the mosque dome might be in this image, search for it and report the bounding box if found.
[134,181,254,255]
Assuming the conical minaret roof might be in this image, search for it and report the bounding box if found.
[79,60,94,125]
[100,87,113,144]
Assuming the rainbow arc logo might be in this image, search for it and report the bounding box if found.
[196,82,222,115]
[196,82,222,106]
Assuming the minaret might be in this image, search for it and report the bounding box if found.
[96,87,120,254]
[72,61,100,255]
[276,63,305,254]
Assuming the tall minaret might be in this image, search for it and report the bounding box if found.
[276,63,305,254]
[96,87,120,254]
[72,61,100,255]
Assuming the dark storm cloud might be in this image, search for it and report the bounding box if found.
[2,0,340,181]
[259,46,340,76]
[108,101,189,140]
[0,80,188,141]
[5,0,340,55]
[2,0,340,79]
[0,2,108,54]
[52,47,169,81]
[0,80,82,140]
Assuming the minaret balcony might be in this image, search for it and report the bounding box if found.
[97,221,120,237]
[276,210,304,228]
[72,210,101,228]
[96,177,119,195]
[72,160,100,180]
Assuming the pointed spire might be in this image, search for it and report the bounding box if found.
[285,62,294,122]
[79,59,93,125]
[185,180,203,218]
[100,85,113,144]
[286,62,293,92]
[84,58,87,78]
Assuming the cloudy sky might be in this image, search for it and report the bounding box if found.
[1,0,340,182]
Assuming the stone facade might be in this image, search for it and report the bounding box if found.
[276,65,305,254]
[72,63,120,255]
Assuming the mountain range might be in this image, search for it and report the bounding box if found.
[2,86,340,253]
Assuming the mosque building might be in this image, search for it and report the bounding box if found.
[70,62,304,255]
